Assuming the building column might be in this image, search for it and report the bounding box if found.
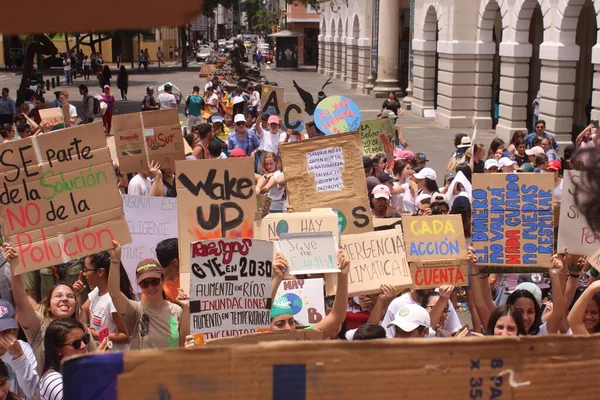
[318,34,325,74]
[411,40,436,116]
[357,38,371,92]
[340,35,347,81]
[593,62,600,121]
[539,44,580,145]
[334,36,342,79]
[372,0,401,96]
[345,38,359,88]
[434,52,477,129]
[324,35,334,76]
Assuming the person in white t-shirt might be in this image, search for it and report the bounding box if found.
[79,251,134,352]
[157,84,178,110]
[256,113,284,154]
[58,90,77,126]
[204,86,219,114]
[127,161,162,196]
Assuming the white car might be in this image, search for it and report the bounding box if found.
[195,47,211,62]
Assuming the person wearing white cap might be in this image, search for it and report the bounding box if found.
[484,159,498,173]
[227,114,260,157]
[371,184,393,218]
[497,157,517,173]
[412,167,439,194]
[525,146,545,164]
[386,304,431,338]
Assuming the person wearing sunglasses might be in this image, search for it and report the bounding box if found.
[40,318,89,400]
[227,114,260,161]
[107,241,188,350]
[1,245,96,376]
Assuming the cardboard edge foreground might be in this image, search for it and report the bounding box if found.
[63,334,600,399]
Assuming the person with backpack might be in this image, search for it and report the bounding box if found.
[78,84,102,125]
[185,85,204,129]
[142,86,159,111]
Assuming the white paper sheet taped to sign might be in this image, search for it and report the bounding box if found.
[306,147,344,192]
[277,232,339,275]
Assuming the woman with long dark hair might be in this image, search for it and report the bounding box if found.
[116,66,128,101]
[0,361,24,400]
[487,305,526,336]
[568,281,600,335]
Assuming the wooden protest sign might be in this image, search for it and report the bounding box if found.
[403,215,467,266]
[175,157,256,272]
[205,329,322,347]
[275,278,325,326]
[255,208,339,241]
[472,173,554,267]
[358,119,394,155]
[558,170,600,256]
[327,229,411,296]
[280,131,369,213]
[314,95,361,135]
[189,238,273,341]
[121,195,177,292]
[278,232,338,275]
[39,107,65,130]
[0,122,132,274]
[113,109,185,173]
[410,262,469,289]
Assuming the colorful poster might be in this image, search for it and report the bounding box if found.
[328,229,412,296]
[121,195,177,292]
[0,123,132,274]
[557,170,599,256]
[278,232,339,275]
[314,95,361,135]
[358,119,394,155]
[175,157,256,272]
[403,215,468,266]
[472,173,554,267]
[275,278,325,326]
[189,238,273,341]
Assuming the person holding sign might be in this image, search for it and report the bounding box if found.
[269,252,350,339]
[2,245,96,374]
[107,241,188,350]
[256,152,287,213]
[567,280,600,335]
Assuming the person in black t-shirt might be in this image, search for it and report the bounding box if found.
[380,92,403,118]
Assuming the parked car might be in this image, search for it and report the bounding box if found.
[195,47,211,62]
[262,49,274,63]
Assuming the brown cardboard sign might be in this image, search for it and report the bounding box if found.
[175,157,256,272]
[403,215,468,266]
[63,334,600,399]
[280,131,369,213]
[205,329,322,347]
[254,209,339,241]
[327,199,373,235]
[472,173,554,267]
[589,248,600,271]
[336,229,412,296]
[0,122,132,274]
[113,109,185,173]
[410,262,469,289]
[39,107,65,130]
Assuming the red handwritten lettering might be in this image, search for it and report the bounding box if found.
[6,203,41,230]
[192,239,252,264]
[414,266,466,287]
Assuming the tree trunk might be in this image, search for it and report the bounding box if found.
[180,27,188,68]
[17,35,58,105]
[64,33,70,54]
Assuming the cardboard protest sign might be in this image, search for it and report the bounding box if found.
[410,262,469,289]
[278,232,338,275]
[205,329,322,347]
[403,215,467,266]
[0,123,132,274]
[329,199,373,234]
[39,107,65,130]
[255,208,339,241]
[588,248,600,271]
[261,85,309,132]
[275,278,325,326]
[314,95,361,135]
[358,119,394,155]
[64,334,600,400]
[558,170,600,256]
[472,173,554,267]
[280,131,370,215]
[327,229,412,296]
[189,238,273,341]
[113,109,185,173]
[121,195,177,292]
[175,157,256,272]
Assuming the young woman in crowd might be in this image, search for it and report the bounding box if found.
[412,168,439,198]
[487,305,526,336]
[541,137,559,161]
[256,151,286,213]
[421,288,452,335]
[0,361,24,400]
[269,252,350,339]
[80,251,134,351]
[185,123,213,160]
[107,241,188,349]
[506,130,526,154]
[389,160,414,214]
[371,154,386,176]
[568,281,600,335]
[101,85,116,135]
[486,138,505,160]
[2,245,96,374]
[513,139,528,166]
[40,318,89,400]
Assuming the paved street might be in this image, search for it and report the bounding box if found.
[2,62,496,177]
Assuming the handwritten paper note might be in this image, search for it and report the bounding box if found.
[306,147,344,192]
[278,232,339,275]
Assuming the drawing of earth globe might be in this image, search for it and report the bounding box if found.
[276,220,289,236]
[333,210,347,233]
[282,293,303,315]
